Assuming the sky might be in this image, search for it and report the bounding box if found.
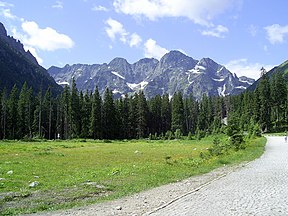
[1,1,288,79]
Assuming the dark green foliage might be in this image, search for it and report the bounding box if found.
[1,64,288,141]
[102,88,117,139]
[171,92,185,133]
[90,87,102,139]
[226,115,245,151]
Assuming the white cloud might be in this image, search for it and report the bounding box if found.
[20,21,74,51]
[105,18,127,42]
[144,39,168,59]
[225,59,274,80]
[105,18,142,47]
[201,25,229,38]
[92,5,108,12]
[0,1,13,7]
[248,24,258,37]
[52,1,63,9]
[129,33,142,47]
[1,8,16,19]
[264,24,288,44]
[113,0,241,26]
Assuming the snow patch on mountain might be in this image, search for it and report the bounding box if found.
[111,71,125,79]
[57,81,69,85]
[127,81,149,91]
[212,78,225,82]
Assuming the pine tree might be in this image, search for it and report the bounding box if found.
[128,94,138,139]
[17,82,31,138]
[149,95,162,135]
[7,85,19,139]
[90,87,102,139]
[81,90,91,138]
[70,79,80,138]
[1,88,8,139]
[62,85,71,139]
[136,91,149,138]
[161,94,171,134]
[270,72,287,130]
[257,72,271,132]
[171,92,185,134]
[102,88,117,139]
[42,88,53,139]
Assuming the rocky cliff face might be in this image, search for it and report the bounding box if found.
[0,22,62,94]
[0,22,38,65]
[49,50,255,99]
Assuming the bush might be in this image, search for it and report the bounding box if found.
[174,129,182,139]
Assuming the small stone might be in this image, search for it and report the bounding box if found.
[0,178,5,181]
[34,176,40,178]
[116,206,122,210]
[7,170,13,175]
[29,181,39,187]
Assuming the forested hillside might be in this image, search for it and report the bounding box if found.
[0,67,286,140]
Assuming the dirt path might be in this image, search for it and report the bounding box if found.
[149,136,288,216]
[30,157,251,215]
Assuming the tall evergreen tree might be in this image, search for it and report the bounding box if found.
[70,79,80,138]
[1,88,7,139]
[161,94,171,134]
[7,85,19,139]
[62,85,71,139]
[128,94,138,139]
[257,72,271,132]
[102,88,116,139]
[90,87,102,139]
[136,91,149,138]
[171,92,185,134]
[81,90,91,138]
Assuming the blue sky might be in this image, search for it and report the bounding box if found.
[1,0,288,79]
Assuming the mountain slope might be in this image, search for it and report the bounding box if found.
[0,22,62,94]
[49,51,254,100]
[248,60,288,91]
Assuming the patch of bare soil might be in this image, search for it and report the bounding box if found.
[28,163,248,216]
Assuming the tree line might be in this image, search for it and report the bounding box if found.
[0,70,287,141]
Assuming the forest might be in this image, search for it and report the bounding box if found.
[0,70,287,141]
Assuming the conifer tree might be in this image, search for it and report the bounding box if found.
[161,94,171,134]
[257,72,271,132]
[33,89,43,138]
[81,90,91,138]
[7,85,19,139]
[149,95,162,135]
[171,92,185,134]
[136,91,149,138]
[90,87,102,139]
[102,88,116,139]
[128,94,138,139]
[70,79,80,138]
[62,85,71,139]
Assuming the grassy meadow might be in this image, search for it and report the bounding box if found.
[0,136,266,215]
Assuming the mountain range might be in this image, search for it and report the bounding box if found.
[49,50,255,100]
[0,22,62,95]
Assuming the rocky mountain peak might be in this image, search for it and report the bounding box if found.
[49,51,255,100]
[0,22,7,37]
[0,22,38,65]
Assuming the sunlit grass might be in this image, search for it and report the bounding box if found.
[0,136,266,215]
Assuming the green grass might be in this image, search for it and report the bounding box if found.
[0,136,266,215]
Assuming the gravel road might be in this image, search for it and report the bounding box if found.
[31,136,287,216]
[149,136,288,216]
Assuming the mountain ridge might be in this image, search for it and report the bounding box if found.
[0,22,62,95]
[49,50,255,100]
